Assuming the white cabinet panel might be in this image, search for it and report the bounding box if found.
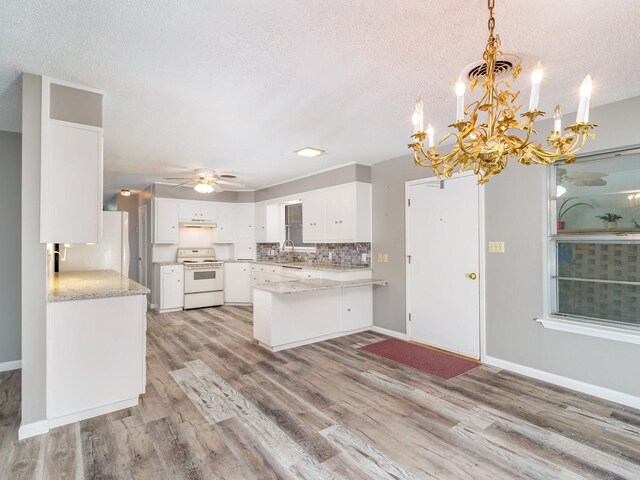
[178,200,217,223]
[161,272,184,310]
[302,191,326,243]
[236,238,255,260]
[326,184,356,242]
[178,200,200,222]
[154,198,179,244]
[216,204,235,243]
[342,285,373,331]
[236,204,255,239]
[255,203,281,243]
[200,202,218,223]
[41,121,103,244]
[224,263,251,303]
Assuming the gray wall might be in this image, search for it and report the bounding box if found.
[21,73,48,425]
[255,164,371,202]
[371,95,640,397]
[0,131,22,365]
[371,156,433,333]
[49,83,103,127]
[116,193,140,281]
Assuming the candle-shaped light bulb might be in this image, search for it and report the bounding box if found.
[576,75,592,123]
[455,77,465,121]
[412,96,424,133]
[426,124,435,149]
[528,61,543,111]
[553,105,562,133]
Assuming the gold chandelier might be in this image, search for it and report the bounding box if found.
[409,0,597,184]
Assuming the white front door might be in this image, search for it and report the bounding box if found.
[407,175,481,359]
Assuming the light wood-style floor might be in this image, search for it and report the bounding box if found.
[1,305,640,479]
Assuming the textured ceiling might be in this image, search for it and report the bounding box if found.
[2,1,640,198]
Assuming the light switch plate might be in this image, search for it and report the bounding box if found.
[383,253,389,263]
[361,253,367,262]
[489,241,505,253]
[377,253,383,262]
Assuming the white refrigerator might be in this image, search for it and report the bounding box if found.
[60,211,130,276]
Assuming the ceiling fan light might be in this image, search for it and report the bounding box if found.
[194,183,214,194]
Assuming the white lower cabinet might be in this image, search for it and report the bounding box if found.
[224,263,251,303]
[46,294,146,428]
[342,286,373,331]
[154,264,184,312]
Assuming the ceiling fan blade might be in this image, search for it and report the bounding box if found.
[216,180,246,187]
[211,182,224,193]
[171,180,195,188]
[164,177,196,180]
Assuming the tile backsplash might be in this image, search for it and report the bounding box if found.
[257,243,371,266]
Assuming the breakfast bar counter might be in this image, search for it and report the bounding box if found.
[253,276,386,352]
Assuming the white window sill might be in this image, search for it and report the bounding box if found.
[536,317,640,345]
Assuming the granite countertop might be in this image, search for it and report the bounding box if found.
[253,278,387,295]
[153,261,182,266]
[48,270,150,303]
[250,260,372,273]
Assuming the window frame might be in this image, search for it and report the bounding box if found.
[539,147,640,344]
[281,201,316,252]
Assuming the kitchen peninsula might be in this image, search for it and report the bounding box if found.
[252,267,386,351]
[46,270,148,429]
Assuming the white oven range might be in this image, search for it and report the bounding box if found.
[177,248,224,309]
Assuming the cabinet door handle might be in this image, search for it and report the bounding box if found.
[339,220,343,223]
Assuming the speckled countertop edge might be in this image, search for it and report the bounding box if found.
[48,270,150,303]
[253,278,387,295]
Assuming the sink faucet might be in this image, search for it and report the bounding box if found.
[281,240,295,253]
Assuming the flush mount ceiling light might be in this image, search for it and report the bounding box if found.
[409,0,597,184]
[295,147,325,158]
[120,189,131,196]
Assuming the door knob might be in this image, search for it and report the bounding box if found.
[467,273,477,280]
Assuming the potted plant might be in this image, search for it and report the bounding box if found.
[597,213,622,229]
[557,198,594,231]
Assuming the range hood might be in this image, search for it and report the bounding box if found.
[179,220,217,228]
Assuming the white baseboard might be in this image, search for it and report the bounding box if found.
[484,355,640,410]
[0,360,22,372]
[18,397,140,440]
[369,326,409,341]
[260,326,371,352]
[18,419,49,440]
[48,397,139,430]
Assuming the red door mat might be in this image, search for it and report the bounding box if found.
[359,338,479,380]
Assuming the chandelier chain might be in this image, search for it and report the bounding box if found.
[487,0,495,33]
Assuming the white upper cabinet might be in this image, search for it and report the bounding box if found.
[39,78,104,244]
[302,182,371,243]
[178,200,217,223]
[302,190,326,243]
[216,204,235,243]
[154,198,179,244]
[255,203,281,243]
[236,204,255,239]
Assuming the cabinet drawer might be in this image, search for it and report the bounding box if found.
[161,265,183,275]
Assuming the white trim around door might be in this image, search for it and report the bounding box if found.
[405,172,487,361]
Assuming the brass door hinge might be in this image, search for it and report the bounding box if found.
[409,313,412,322]
[407,198,411,207]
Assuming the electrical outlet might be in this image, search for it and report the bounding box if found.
[489,241,505,253]
[361,253,367,262]
[328,252,333,261]
[377,253,383,262]
[383,253,389,263]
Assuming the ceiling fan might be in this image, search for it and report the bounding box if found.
[163,168,245,194]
